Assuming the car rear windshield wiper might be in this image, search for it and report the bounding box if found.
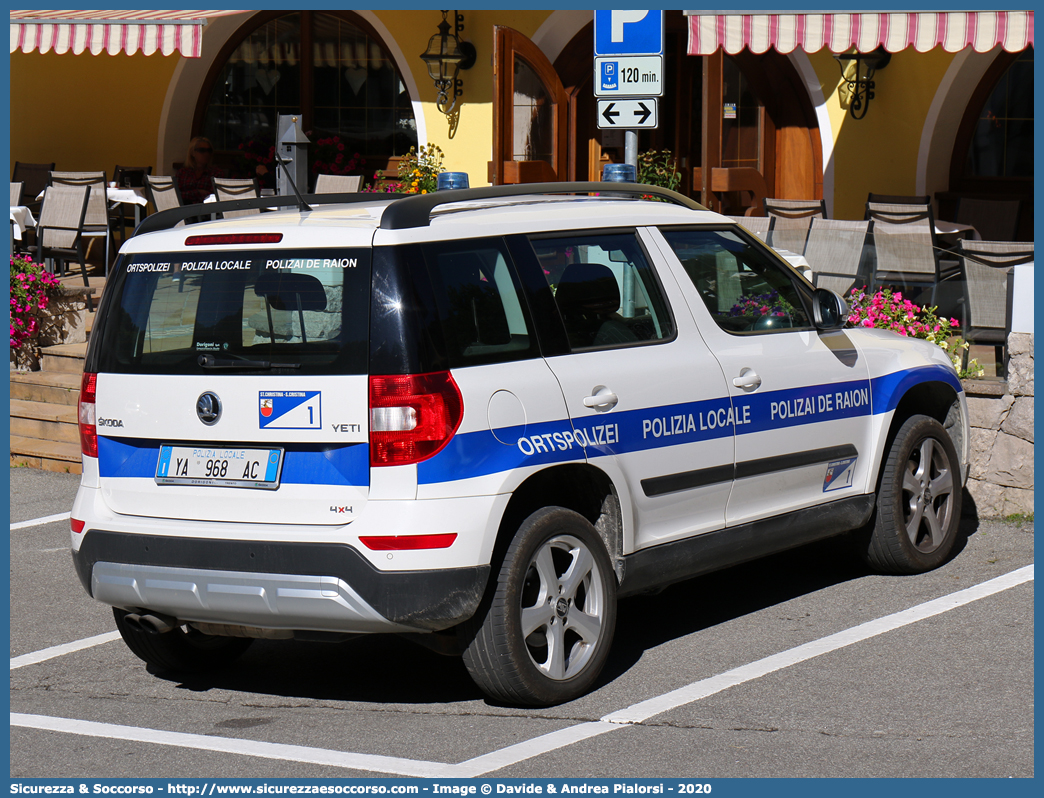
[196,353,301,370]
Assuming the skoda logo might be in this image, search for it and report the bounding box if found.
[196,392,222,425]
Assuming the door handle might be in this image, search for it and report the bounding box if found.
[583,386,619,410]
[732,368,762,390]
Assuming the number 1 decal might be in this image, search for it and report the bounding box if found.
[259,391,322,429]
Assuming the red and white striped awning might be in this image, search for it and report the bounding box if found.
[685,11,1034,56]
[10,10,250,57]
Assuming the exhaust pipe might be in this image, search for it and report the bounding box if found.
[124,612,178,635]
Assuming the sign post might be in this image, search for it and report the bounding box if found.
[593,10,664,174]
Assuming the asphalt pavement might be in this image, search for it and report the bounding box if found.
[9,465,1034,779]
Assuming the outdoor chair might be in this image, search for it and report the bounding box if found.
[805,219,870,299]
[864,193,931,216]
[727,215,770,238]
[36,184,93,309]
[764,198,827,256]
[109,165,154,247]
[113,165,152,189]
[213,177,261,218]
[954,197,1021,243]
[11,161,54,215]
[954,240,1034,376]
[11,181,24,207]
[865,201,948,305]
[144,174,184,213]
[49,170,113,274]
[313,174,363,193]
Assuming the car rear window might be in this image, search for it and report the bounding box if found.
[92,249,371,375]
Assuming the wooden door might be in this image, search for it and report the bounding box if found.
[490,26,569,184]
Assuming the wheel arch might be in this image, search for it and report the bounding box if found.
[494,463,626,584]
[871,379,967,490]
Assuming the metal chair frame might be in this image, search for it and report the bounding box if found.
[36,184,93,309]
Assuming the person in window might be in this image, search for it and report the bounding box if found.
[176,137,225,205]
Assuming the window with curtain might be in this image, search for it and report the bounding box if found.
[964,47,1033,179]
[201,11,418,180]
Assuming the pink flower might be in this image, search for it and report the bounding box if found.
[950,318,960,327]
[861,318,874,327]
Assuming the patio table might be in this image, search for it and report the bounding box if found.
[10,205,36,240]
[934,220,980,246]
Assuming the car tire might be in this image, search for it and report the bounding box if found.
[461,507,617,706]
[113,608,253,673]
[862,414,962,574]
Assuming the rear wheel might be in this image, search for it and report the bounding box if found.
[113,608,253,673]
[462,507,617,706]
[862,415,962,574]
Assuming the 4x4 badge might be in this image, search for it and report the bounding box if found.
[196,392,222,425]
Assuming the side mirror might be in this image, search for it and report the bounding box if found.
[813,288,848,331]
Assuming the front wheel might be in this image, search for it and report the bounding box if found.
[861,414,962,574]
[462,507,617,706]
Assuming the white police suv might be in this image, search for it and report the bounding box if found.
[71,180,968,706]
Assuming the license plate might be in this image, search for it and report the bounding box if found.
[155,445,284,489]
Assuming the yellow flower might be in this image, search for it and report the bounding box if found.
[421,189,427,194]
[412,180,418,187]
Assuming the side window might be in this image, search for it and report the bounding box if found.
[424,240,538,366]
[530,232,674,351]
[660,228,812,334]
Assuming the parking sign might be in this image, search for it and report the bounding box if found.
[594,10,664,56]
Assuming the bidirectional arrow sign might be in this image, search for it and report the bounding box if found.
[597,98,658,129]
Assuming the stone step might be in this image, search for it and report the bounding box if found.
[9,370,82,406]
[10,435,82,475]
[57,273,106,295]
[39,342,87,374]
[10,399,80,444]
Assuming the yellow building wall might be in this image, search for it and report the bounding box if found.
[10,50,180,176]
[10,12,957,213]
[9,10,553,188]
[807,47,959,220]
[377,10,551,184]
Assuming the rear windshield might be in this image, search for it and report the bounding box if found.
[93,249,370,375]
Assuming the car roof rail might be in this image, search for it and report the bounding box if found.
[378,182,707,230]
[132,192,405,238]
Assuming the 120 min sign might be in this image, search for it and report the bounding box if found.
[594,56,664,97]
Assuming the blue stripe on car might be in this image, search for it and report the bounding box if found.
[98,438,369,485]
[419,365,961,484]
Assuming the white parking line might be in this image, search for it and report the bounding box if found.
[10,632,123,670]
[10,512,71,530]
[9,564,1034,776]
[603,563,1034,724]
[9,714,458,778]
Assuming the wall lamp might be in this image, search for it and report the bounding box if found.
[420,10,477,116]
[834,47,891,120]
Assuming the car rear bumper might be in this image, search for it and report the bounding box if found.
[72,530,489,634]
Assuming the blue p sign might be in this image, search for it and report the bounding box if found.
[600,61,618,91]
[594,10,664,55]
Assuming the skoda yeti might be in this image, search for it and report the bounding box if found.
[70,182,968,706]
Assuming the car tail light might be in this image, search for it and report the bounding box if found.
[369,371,463,466]
[359,533,457,550]
[71,518,85,534]
[78,372,97,458]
